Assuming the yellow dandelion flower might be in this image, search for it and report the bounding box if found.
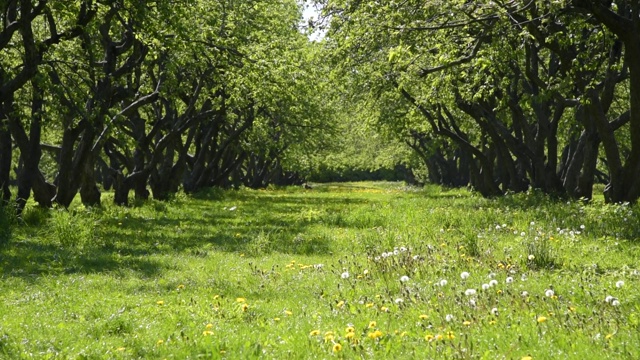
[346,326,355,333]
[242,304,249,311]
[336,301,345,308]
[156,340,164,345]
[213,295,220,300]
[177,284,185,290]
[284,310,293,316]
[605,334,614,340]
[400,331,407,337]
[206,323,213,329]
[496,289,503,295]
[274,317,281,321]
[333,343,342,352]
[156,300,164,305]
[569,306,576,312]
[367,330,383,339]
[419,314,428,320]
[345,332,355,339]
[425,334,435,342]
[489,320,497,325]
[357,275,363,279]
[498,263,505,269]
[310,330,320,336]
[435,334,443,341]
[324,334,334,343]
[116,347,126,351]
[220,350,226,354]
[537,316,547,323]
[369,321,377,328]
[365,303,374,308]
[463,321,471,326]
[522,357,533,360]
[203,331,214,336]
[236,297,246,303]
[446,331,455,340]
[381,306,389,312]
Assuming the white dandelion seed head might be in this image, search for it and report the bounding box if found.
[520,232,526,237]
[488,272,496,279]
[489,279,498,287]
[445,314,454,322]
[506,277,514,284]
[395,298,404,304]
[495,225,501,230]
[502,224,507,228]
[545,289,554,297]
[580,224,585,230]
[464,289,477,296]
[314,264,324,269]
[530,221,535,226]
[469,299,476,307]
[440,228,445,233]
[400,246,407,252]
[521,274,528,281]
[491,307,499,316]
[374,256,381,261]
[460,272,470,280]
[439,279,448,287]
[393,250,399,255]
[616,280,624,288]
[528,254,535,260]
[482,283,491,291]
[400,275,410,282]
[341,271,350,279]
[611,299,620,306]
[521,291,529,297]
[412,255,420,260]
[605,295,614,303]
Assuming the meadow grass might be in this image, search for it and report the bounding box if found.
[1,182,639,359]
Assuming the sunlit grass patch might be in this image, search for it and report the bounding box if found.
[0,182,639,358]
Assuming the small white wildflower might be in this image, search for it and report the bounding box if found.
[545,289,554,297]
[341,271,350,279]
[580,224,585,230]
[491,307,499,316]
[439,279,448,287]
[528,254,535,260]
[482,283,491,291]
[489,279,498,287]
[460,272,470,280]
[506,277,514,284]
[495,225,501,230]
[616,280,624,288]
[502,224,507,228]
[520,232,526,237]
[530,221,535,226]
[611,299,620,306]
[464,289,477,296]
[521,291,529,297]
[605,295,614,303]
[363,269,369,275]
[445,314,454,322]
[395,298,404,304]
[400,275,410,282]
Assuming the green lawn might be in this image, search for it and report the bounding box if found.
[1,182,639,359]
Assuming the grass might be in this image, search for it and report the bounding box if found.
[1,182,639,359]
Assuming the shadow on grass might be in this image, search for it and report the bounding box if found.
[0,189,370,279]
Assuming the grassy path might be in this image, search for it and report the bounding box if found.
[1,182,639,359]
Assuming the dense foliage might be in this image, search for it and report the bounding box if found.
[0,0,335,210]
[317,0,640,202]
